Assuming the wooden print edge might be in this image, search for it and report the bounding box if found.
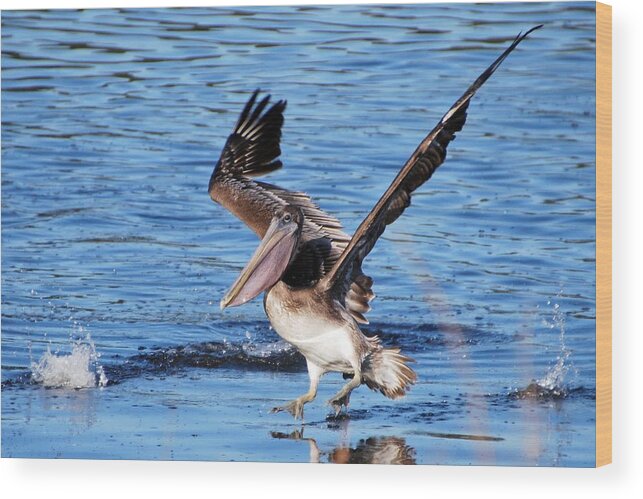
[595,0,612,468]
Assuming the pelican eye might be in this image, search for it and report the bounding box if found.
[283,213,292,223]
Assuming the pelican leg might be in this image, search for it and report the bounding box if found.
[271,360,324,420]
[328,368,361,416]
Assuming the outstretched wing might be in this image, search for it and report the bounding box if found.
[208,90,351,289]
[322,26,542,307]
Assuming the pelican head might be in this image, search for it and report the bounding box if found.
[220,205,303,309]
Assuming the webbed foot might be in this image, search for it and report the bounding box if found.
[327,393,351,417]
[270,399,305,420]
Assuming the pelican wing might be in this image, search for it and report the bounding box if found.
[209,91,351,288]
[323,26,542,309]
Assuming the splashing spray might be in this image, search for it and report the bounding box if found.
[536,302,571,392]
[31,329,108,389]
[513,298,576,399]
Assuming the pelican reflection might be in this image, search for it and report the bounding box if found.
[271,427,416,464]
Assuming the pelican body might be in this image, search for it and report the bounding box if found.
[208,26,541,419]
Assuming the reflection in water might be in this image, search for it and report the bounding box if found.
[271,427,416,464]
[332,436,416,465]
[36,387,99,434]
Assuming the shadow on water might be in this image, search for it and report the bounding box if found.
[407,430,504,442]
[121,339,306,378]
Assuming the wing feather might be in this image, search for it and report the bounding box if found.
[208,91,352,289]
[323,26,542,305]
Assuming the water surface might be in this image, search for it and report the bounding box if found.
[1,2,596,466]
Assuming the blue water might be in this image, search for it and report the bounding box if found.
[1,2,596,465]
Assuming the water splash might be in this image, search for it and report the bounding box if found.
[537,301,572,391]
[512,299,575,400]
[31,333,108,389]
[241,332,294,360]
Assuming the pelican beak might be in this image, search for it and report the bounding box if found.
[220,217,298,310]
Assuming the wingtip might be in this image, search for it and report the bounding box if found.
[525,24,544,37]
[249,88,268,106]
[249,89,286,112]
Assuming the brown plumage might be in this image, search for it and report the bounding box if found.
[209,26,542,419]
[322,25,543,306]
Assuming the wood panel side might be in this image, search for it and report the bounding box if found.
[595,1,612,468]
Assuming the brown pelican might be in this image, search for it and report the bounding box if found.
[208,26,541,419]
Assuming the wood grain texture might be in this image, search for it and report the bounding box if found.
[595,1,612,468]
